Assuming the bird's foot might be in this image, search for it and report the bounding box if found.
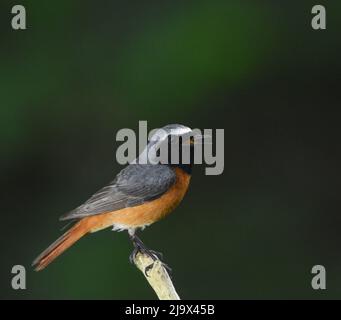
[129,236,172,274]
[129,242,161,263]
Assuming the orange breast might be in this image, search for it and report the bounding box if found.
[88,167,191,232]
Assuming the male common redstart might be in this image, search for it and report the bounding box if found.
[33,124,201,271]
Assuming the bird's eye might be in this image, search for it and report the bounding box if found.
[182,136,194,145]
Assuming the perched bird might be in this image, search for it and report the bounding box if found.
[33,124,201,271]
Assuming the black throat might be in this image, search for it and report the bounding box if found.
[171,163,192,175]
[169,142,194,175]
[157,137,194,175]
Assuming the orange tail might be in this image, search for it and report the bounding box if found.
[32,219,92,271]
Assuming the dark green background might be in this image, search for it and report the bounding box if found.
[1,1,340,299]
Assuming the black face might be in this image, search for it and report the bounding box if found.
[166,134,194,174]
[147,126,195,174]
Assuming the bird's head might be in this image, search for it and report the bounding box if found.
[135,124,206,173]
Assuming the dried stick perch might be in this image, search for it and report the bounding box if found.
[133,252,180,300]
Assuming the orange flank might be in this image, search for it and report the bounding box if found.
[32,168,190,271]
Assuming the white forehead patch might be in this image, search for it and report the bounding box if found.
[150,126,192,142]
[169,127,192,136]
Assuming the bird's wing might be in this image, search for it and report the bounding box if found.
[59,164,176,220]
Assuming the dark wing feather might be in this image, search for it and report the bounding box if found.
[59,164,176,221]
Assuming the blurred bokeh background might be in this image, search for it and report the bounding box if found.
[1,0,340,299]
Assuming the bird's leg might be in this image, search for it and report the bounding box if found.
[128,232,172,273]
[129,233,160,262]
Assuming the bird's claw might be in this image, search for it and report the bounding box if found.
[129,245,161,264]
[144,263,154,277]
[129,234,172,275]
